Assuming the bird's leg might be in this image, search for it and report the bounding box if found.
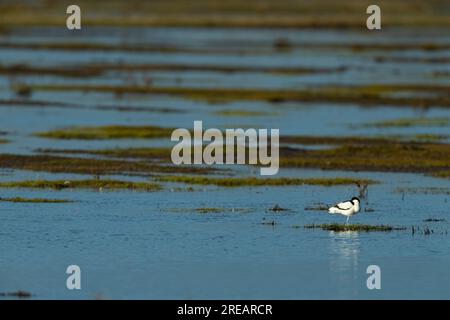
[346,216,349,225]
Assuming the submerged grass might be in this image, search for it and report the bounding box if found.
[0,63,103,78]
[36,135,407,158]
[0,197,74,203]
[430,171,450,179]
[280,135,399,145]
[0,179,161,191]
[412,134,450,143]
[359,117,450,128]
[156,175,376,187]
[18,84,450,108]
[3,41,450,55]
[0,98,183,114]
[36,125,175,140]
[164,207,252,213]
[195,207,225,214]
[423,218,446,222]
[0,154,215,175]
[280,142,450,177]
[0,62,347,76]
[35,136,450,178]
[304,224,407,232]
[396,187,450,195]
[214,109,274,117]
[36,147,172,161]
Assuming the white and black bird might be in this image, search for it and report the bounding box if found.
[328,197,360,225]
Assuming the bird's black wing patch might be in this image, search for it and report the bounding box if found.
[335,201,353,210]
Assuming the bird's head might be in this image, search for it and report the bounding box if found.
[351,197,360,204]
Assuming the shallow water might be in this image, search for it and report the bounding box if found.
[0,26,449,299]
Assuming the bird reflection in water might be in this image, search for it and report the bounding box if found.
[328,230,361,298]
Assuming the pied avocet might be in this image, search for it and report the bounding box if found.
[328,197,361,225]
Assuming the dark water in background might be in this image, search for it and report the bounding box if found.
[0,26,449,299]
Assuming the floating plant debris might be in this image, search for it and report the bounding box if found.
[268,204,290,212]
[260,218,276,226]
[0,290,32,298]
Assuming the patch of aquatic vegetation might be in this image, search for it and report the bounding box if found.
[36,125,175,140]
[0,154,214,175]
[195,208,222,214]
[0,63,103,78]
[375,56,450,64]
[431,171,450,179]
[0,179,161,191]
[260,219,277,226]
[423,218,446,222]
[396,187,450,195]
[35,136,401,161]
[214,110,274,117]
[167,186,196,192]
[0,197,74,203]
[94,105,183,114]
[412,225,448,236]
[34,137,450,178]
[359,117,450,128]
[280,142,450,177]
[0,290,32,298]
[195,207,253,214]
[19,84,450,108]
[0,139,7,144]
[268,204,290,212]
[36,147,172,161]
[280,135,401,145]
[4,41,450,55]
[0,0,447,28]
[0,97,182,114]
[36,140,383,160]
[1,62,347,76]
[0,98,80,109]
[411,134,450,143]
[303,224,407,232]
[156,175,376,187]
[164,207,253,214]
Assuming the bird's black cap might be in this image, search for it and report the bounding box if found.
[351,197,360,202]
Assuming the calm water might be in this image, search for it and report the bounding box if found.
[0,26,449,299]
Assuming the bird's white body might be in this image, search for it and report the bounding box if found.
[328,198,360,224]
